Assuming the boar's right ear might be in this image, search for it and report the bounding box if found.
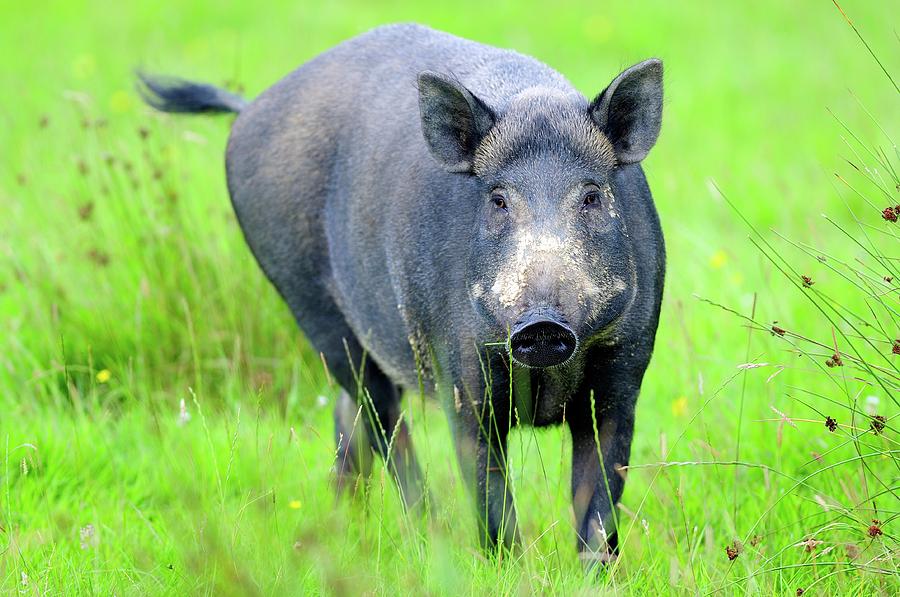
[589,59,663,164]
[418,71,495,173]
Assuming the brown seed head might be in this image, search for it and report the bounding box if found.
[800,537,820,552]
[87,249,110,267]
[801,275,814,288]
[824,416,837,432]
[78,202,94,221]
[867,520,883,538]
[870,415,886,434]
[883,206,898,222]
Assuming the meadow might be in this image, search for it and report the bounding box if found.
[1,0,897,594]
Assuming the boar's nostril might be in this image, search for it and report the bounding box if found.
[509,319,577,368]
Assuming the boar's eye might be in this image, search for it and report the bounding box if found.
[582,187,601,209]
[490,191,507,210]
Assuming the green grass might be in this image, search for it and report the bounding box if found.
[1,0,898,594]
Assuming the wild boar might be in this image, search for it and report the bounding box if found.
[140,23,665,564]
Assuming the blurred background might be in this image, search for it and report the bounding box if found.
[1,1,897,594]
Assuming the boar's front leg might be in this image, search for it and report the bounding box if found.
[450,382,519,551]
[568,348,649,566]
[328,337,427,513]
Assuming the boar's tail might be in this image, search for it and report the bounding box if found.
[136,72,247,114]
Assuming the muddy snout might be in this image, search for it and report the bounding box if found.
[509,311,578,368]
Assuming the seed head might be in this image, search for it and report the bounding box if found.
[883,206,898,222]
[825,353,843,367]
[87,248,110,267]
[725,544,739,561]
[78,202,94,221]
[867,520,883,538]
[870,415,886,434]
[824,416,837,432]
[771,325,786,337]
[801,275,814,288]
[798,537,820,552]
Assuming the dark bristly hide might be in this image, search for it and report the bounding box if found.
[140,23,666,566]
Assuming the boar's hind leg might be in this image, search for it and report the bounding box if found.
[567,351,647,567]
[360,377,428,513]
[326,339,427,513]
[333,389,373,494]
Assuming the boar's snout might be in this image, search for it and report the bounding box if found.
[509,311,577,368]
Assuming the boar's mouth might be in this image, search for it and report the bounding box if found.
[508,311,578,368]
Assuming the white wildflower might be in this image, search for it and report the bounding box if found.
[865,395,879,416]
[178,398,191,426]
[79,524,96,549]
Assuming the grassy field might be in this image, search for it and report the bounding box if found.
[1,0,897,594]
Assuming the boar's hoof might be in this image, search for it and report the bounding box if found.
[579,548,617,572]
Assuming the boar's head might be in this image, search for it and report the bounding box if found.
[418,60,662,368]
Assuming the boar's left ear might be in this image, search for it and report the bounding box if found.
[589,59,663,164]
[418,71,495,173]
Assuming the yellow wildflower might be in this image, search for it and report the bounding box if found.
[96,369,111,383]
[288,500,301,510]
[72,53,96,79]
[671,396,688,417]
[582,15,613,43]
[109,90,132,113]
[709,250,728,269]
